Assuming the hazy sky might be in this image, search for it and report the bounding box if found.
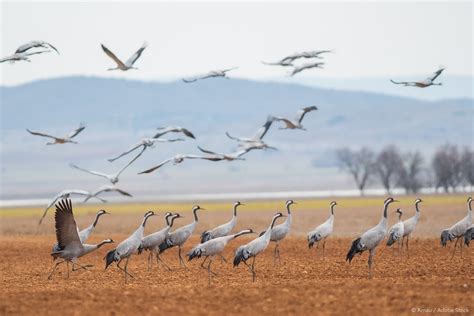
[0,1,472,86]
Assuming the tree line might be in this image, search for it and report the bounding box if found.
[336,144,473,195]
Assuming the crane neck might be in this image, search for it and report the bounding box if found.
[270,216,281,230]
[233,230,252,239]
[415,202,421,213]
[193,209,199,222]
[141,215,152,228]
[92,213,103,228]
[233,204,240,217]
[96,240,112,248]
[286,203,293,215]
[165,215,171,226]
[330,204,335,216]
[169,215,179,227]
[383,202,390,219]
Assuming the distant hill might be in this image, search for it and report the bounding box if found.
[0,77,472,199]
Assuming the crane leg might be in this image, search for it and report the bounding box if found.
[251,256,257,282]
[460,238,463,258]
[322,238,326,259]
[178,247,188,268]
[368,249,375,279]
[207,257,216,285]
[47,259,65,280]
[71,262,93,272]
[117,258,135,282]
[156,254,171,271]
[406,236,410,258]
[219,255,228,263]
[273,243,281,265]
[201,256,209,270]
[147,252,153,271]
[451,238,459,259]
[66,261,70,279]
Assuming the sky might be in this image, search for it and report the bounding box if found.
[0,1,472,87]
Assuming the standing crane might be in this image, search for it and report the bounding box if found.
[401,198,423,258]
[201,201,243,243]
[233,212,285,282]
[104,211,155,282]
[259,200,296,265]
[188,229,254,284]
[307,201,336,258]
[346,197,398,278]
[138,212,182,270]
[386,209,404,254]
[158,205,204,268]
[440,197,472,258]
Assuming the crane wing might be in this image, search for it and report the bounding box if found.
[54,199,81,249]
[67,122,86,139]
[108,142,144,162]
[427,67,445,82]
[116,147,145,177]
[197,146,219,155]
[138,157,173,174]
[101,44,126,68]
[69,163,110,179]
[295,106,317,123]
[253,116,275,140]
[125,42,147,67]
[26,129,58,140]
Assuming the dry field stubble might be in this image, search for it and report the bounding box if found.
[0,195,472,315]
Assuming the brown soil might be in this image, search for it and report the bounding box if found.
[0,234,472,316]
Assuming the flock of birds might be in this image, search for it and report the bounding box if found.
[30,106,318,224]
[3,39,458,284]
[48,197,473,283]
[2,40,446,85]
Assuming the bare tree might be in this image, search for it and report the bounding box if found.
[460,147,474,190]
[336,147,375,195]
[397,151,424,194]
[432,144,463,192]
[374,145,404,194]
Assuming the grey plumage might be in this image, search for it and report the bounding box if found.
[39,189,106,225]
[188,229,254,284]
[233,212,285,282]
[465,225,474,246]
[52,209,109,253]
[27,122,85,145]
[138,213,182,270]
[440,197,472,258]
[200,201,243,243]
[346,197,398,277]
[104,210,155,282]
[15,40,59,54]
[307,201,336,257]
[182,67,238,83]
[386,209,404,247]
[158,206,203,267]
[48,199,114,280]
[101,42,147,71]
[390,67,445,88]
[274,106,318,130]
